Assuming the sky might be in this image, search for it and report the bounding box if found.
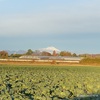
[0,0,100,54]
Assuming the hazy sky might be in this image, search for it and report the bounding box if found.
[0,0,100,54]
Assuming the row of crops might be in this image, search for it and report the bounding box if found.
[0,65,100,100]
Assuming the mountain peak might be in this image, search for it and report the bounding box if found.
[40,46,60,53]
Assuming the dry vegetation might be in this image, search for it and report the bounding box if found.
[0,59,100,67]
[80,58,100,65]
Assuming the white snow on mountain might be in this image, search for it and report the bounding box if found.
[40,46,60,53]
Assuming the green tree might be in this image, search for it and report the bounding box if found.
[41,51,51,56]
[26,49,33,55]
[72,53,77,57]
[60,51,72,56]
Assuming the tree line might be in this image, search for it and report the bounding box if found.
[0,49,78,59]
[25,49,78,57]
[1,49,100,59]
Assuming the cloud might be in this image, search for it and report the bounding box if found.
[0,12,100,37]
[0,0,100,36]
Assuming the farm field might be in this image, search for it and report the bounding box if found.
[0,65,100,100]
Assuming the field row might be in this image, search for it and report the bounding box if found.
[0,65,100,100]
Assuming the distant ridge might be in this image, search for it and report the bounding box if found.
[5,47,60,55]
[6,50,26,55]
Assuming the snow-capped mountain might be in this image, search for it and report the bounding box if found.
[5,47,60,55]
[40,46,60,53]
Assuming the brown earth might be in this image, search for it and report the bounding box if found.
[0,61,100,67]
